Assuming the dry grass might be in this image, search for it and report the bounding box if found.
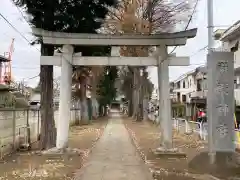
[124,117,240,180]
[0,118,108,180]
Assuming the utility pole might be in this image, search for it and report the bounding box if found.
[207,0,215,164]
[21,79,25,95]
[207,0,214,52]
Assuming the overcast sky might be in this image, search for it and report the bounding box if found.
[0,0,239,88]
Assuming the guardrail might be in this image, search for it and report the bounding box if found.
[173,118,240,150]
[173,118,208,140]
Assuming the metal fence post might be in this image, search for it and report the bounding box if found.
[37,109,40,140]
[26,109,31,145]
[176,119,179,132]
[199,122,203,140]
[203,123,207,141]
[75,109,77,125]
[185,120,190,133]
[12,110,16,150]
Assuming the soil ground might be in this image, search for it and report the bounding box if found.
[0,117,108,180]
[123,117,240,180]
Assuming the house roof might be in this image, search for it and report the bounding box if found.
[195,66,207,74]
[172,69,197,83]
[214,29,227,40]
[172,65,206,83]
[220,20,240,41]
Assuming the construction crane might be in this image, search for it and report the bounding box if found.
[0,38,14,85]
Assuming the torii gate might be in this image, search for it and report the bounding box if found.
[32,28,197,150]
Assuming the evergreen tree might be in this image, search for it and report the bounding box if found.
[97,66,118,116]
[13,0,117,149]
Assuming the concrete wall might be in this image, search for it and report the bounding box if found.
[0,109,80,158]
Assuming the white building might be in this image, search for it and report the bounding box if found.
[169,20,240,119]
[215,20,240,105]
[171,69,196,104]
[172,20,240,105]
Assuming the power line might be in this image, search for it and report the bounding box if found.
[169,0,200,54]
[190,62,205,66]
[28,74,40,80]
[0,11,40,52]
[190,45,208,57]
[0,12,32,45]
[12,66,39,69]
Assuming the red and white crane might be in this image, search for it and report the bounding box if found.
[0,38,14,85]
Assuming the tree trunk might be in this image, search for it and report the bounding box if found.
[126,67,134,117]
[133,68,138,118]
[40,64,56,150]
[143,97,149,120]
[103,106,108,116]
[91,75,98,119]
[134,68,141,119]
[38,0,58,150]
[98,103,104,117]
[128,89,134,117]
[80,80,88,124]
[91,96,98,119]
[137,75,143,121]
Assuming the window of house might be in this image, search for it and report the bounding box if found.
[177,92,181,102]
[182,95,186,102]
[183,81,186,88]
[197,79,202,91]
[203,73,207,79]
[177,82,180,89]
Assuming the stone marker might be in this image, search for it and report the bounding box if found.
[207,51,235,164]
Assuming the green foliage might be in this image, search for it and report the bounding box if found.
[97,66,118,106]
[13,0,117,31]
[13,0,118,55]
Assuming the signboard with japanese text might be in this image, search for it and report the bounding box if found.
[207,51,235,152]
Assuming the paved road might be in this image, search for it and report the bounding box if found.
[75,111,152,180]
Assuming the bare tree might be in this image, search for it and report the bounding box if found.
[101,0,193,120]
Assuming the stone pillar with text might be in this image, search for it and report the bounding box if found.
[207,51,235,164]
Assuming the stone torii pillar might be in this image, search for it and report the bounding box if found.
[56,45,73,149]
[156,45,174,150]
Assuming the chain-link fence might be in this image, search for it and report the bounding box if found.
[0,108,81,159]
